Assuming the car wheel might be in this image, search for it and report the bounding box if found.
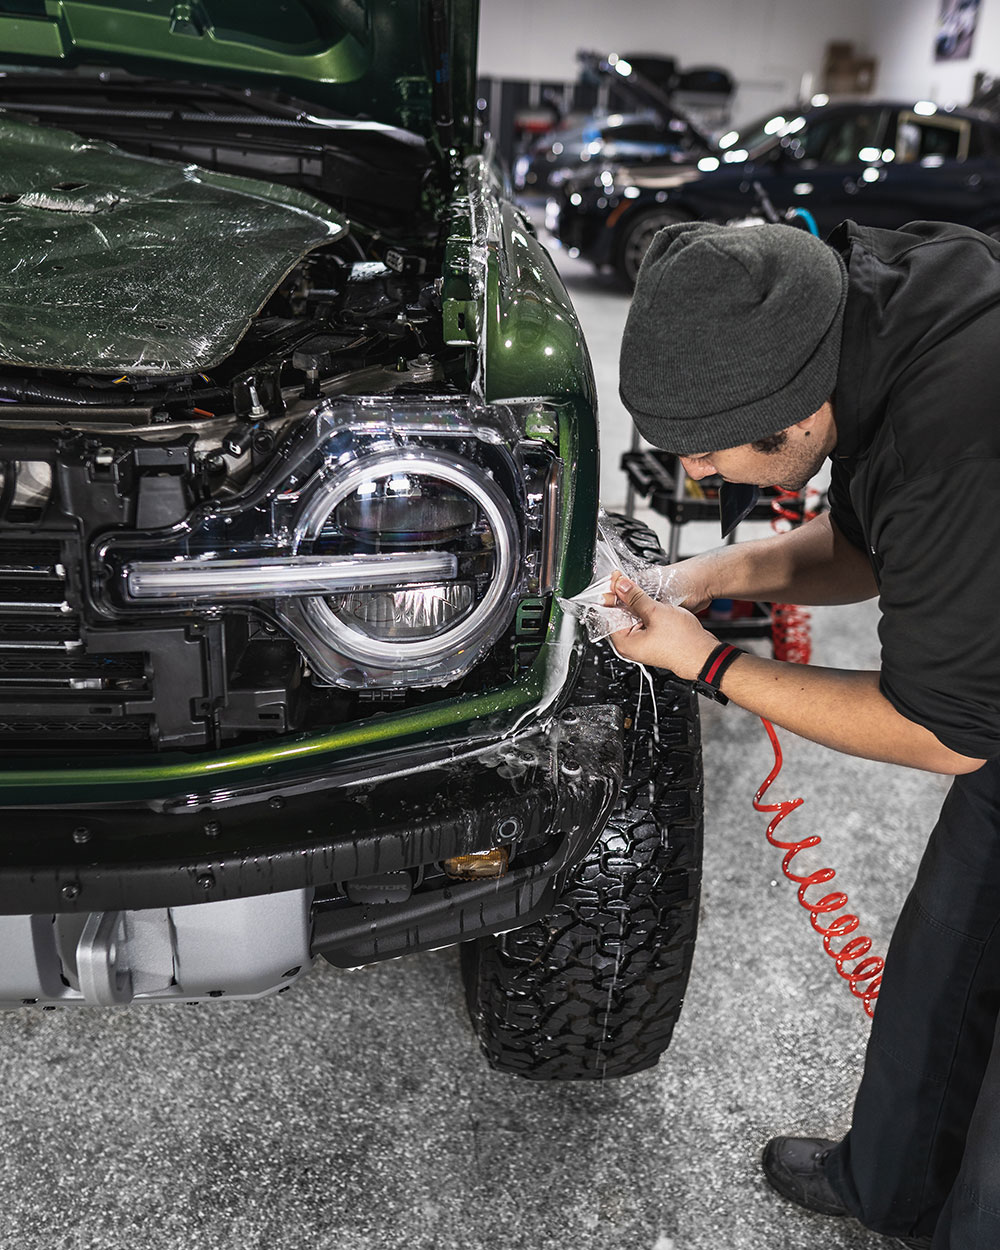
[615,208,692,288]
[460,514,704,1080]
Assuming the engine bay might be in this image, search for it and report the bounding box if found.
[0,94,562,756]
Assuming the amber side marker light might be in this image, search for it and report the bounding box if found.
[443,849,509,880]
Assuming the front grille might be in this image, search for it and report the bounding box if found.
[0,653,145,679]
[0,717,150,741]
[0,616,76,647]
[0,539,153,749]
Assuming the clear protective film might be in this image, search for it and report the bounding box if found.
[558,511,691,643]
[0,117,347,375]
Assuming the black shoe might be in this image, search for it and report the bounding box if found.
[761,1136,848,1217]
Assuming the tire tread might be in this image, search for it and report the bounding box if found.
[461,515,704,1080]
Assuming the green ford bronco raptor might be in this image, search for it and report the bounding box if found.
[0,0,702,1080]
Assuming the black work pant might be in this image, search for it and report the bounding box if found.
[825,756,1000,1248]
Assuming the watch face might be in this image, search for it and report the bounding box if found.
[719,482,759,537]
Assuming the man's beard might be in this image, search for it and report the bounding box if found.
[771,439,829,491]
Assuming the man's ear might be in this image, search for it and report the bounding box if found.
[793,399,834,436]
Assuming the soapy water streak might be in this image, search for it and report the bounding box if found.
[754,717,883,1018]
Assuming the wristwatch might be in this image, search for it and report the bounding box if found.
[692,642,744,704]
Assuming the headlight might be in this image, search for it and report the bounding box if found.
[93,399,564,691]
[278,448,521,686]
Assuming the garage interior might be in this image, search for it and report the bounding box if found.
[0,1,992,1248]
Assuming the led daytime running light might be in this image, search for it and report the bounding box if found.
[125,552,458,601]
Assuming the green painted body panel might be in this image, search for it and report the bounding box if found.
[440,159,598,595]
[0,0,479,149]
[0,116,346,374]
[481,200,599,596]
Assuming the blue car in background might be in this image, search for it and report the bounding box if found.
[514,107,712,192]
[513,49,718,194]
[552,97,1000,286]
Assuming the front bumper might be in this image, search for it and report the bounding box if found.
[0,703,623,970]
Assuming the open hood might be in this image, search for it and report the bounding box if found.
[576,50,714,152]
[0,0,479,151]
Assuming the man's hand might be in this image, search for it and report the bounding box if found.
[605,572,718,680]
[607,569,984,774]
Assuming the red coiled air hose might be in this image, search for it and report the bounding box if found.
[755,484,884,1015]
[753,718,884,1018]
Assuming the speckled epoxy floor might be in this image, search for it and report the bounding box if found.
[0,220,948,1250]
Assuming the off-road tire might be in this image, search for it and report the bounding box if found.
[460,515,703,1079]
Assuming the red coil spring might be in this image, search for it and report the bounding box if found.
[770,488,815,664]
[753,718,884,1017]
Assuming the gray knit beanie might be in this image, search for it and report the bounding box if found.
[619,222,847,453]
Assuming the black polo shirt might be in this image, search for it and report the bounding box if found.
[827,219,1000,761]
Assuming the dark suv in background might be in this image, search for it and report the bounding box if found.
[553,97,1000,285]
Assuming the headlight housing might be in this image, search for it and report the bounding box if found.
[278,445,521,685]
[93,399,563,690]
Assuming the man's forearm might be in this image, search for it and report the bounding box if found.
[686,513,878,607]
[720,655,983,775]
[607,564,981,777]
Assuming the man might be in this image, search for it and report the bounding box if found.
[611,219,1000,1250]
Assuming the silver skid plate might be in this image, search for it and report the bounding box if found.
[0,889,314,1008]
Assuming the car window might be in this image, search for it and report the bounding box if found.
[969,123,1000,159]
[798,111,884,166]
[894,112,970,163]
[611,122,661,143]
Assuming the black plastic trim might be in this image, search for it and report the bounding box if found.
[0,705,623,917]
[313,855,567,968]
